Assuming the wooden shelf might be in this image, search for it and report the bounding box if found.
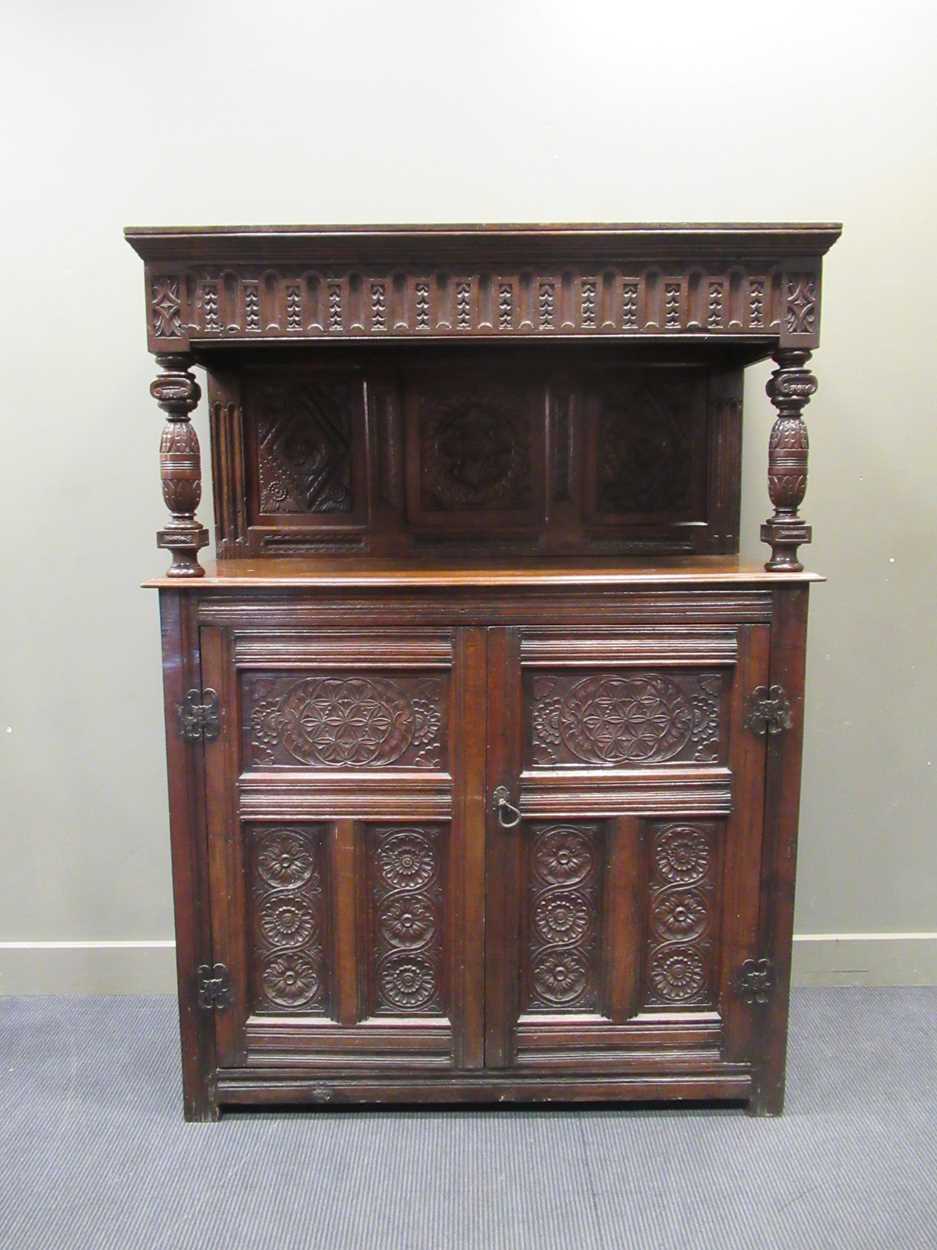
[144,554,824,590]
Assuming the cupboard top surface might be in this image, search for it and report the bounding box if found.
[143,555,823,589]
[125,221,842,261]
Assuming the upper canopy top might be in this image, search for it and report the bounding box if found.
[125,222,841,352]
[125,221,842,263]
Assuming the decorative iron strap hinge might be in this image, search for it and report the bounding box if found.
[197,962,231,1010]
[744,684,792,736]
[735,957,774,1005]
[177,688,221,741]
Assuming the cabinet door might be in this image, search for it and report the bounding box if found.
[201,624,486,1074]
[484,625,770,1076]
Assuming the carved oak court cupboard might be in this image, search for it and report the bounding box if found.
[126,222,840,1120]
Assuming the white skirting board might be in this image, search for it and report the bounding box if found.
[0,935,935,995]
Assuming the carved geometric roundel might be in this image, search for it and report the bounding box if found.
[279,675,415,767]
[559,673,694,765]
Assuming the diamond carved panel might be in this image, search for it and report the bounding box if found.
[250,378,358,516]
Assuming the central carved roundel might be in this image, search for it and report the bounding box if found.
[279,676,414,767]
[560,673,693,765]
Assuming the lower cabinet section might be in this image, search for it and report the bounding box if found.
[162,589,808,1119]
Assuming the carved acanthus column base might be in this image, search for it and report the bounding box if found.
[151,353,209,578]
[762,348,817,573]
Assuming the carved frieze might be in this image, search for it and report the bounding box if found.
[139,264,819,348]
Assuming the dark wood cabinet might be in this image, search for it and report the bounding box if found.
[128,222,839,1118]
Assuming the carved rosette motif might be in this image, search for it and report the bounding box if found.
[762,347,817,572]
[421,397,531,511]
[246,673,444,769]
[371,827,444,1015]
[251,826,327,1012]
[529,671,722,767]
[644,822,718,1008]
[528,823,603,1011]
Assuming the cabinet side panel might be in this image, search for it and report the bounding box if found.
[751,586,810,1115]
[158,590,217,1121]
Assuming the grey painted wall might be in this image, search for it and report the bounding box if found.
[2,0,936,992]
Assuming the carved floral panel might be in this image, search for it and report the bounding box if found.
[243,671,447,769]
[248,377,359,516]
[249,824,330,1013]
[369,825,445,1015]
[526,822,604,1012]
[527,670,723,767]
[588,374,706,519]
[409,381,539,519]
[642,821,720,1009]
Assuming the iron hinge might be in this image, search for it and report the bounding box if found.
[197,962,231,1010]
[177,688,221,741]
[744,684,792,737]
[735,957,774,1005]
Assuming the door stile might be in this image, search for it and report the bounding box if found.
[158,591,218,1121]
[718,623,771,1063]
[453,627,488,1069]
[602,817,644,1023]
[333,819,361,1027]
[200,621,247,1067]
[484,626,523,1068]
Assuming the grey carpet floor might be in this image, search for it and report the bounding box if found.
[0,990,935,1250]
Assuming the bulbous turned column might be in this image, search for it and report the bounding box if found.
[761,348,817,572]
[151,353,209,577]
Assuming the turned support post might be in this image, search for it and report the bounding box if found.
[761,347,817,572]
[151,353,209,578]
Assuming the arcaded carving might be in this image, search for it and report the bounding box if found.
[142,262,807,346]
